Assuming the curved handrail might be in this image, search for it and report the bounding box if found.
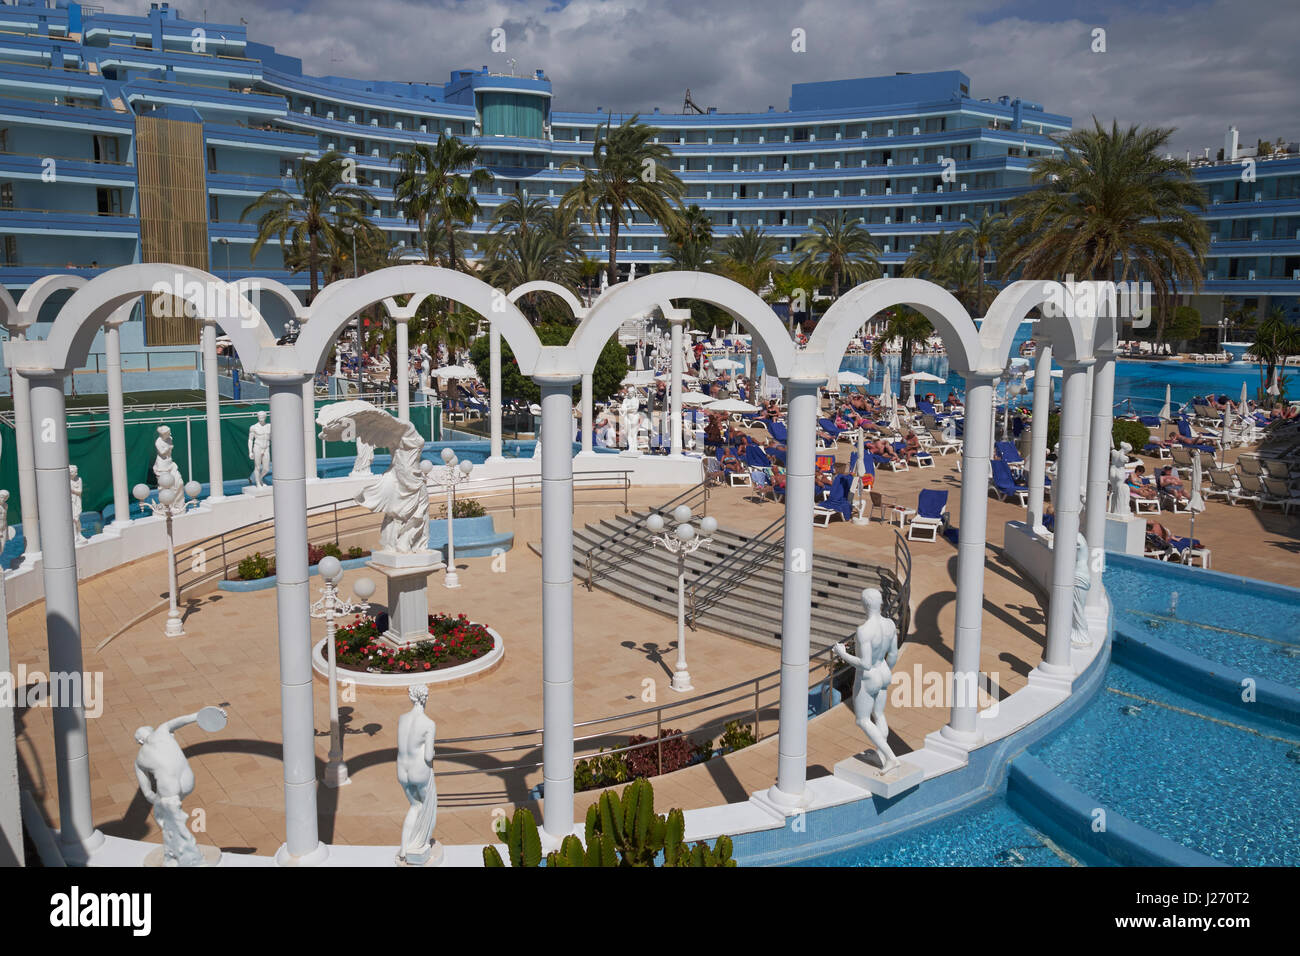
[583,479,709,590]
[687,513,785,628]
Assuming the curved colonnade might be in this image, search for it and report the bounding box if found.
[2,265,1120,864]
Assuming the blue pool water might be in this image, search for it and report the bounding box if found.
[1033,662,1300,866]
[1105,560,1300,688]
[807,795,1076,867]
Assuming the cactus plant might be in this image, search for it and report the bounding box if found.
[482,781,736,867]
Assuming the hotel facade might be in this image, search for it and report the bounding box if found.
[0,0,1295,345]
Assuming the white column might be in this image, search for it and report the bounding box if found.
[944,373,996,740]
[201,320,224,501]
[1026,345,1052,529]
[0,564,19,866]
[669,317,685,457]
[10,334,38,558]
[26,372,104,863]
[1079,365,1095,487]
[537,373,579,840]
[579,373,594,456]
[1043,361,1092,672]
[1084,350,1116,607]
[103,320,132,526]
[302,379,317,482]
[267,376,327,866]
[769,378,825,806]
[487,326,504,462]
[395,318,410,424]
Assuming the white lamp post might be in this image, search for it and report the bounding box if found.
[432,447,473,588]
[310,555,375,788]
[645,505,717,692]
[133,474,202,638]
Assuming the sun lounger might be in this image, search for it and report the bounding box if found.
[989,459,1029,506]
[813,474,861,526]
[907,488,949,542]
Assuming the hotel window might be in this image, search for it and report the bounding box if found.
[0,183,11,209]
[2,235,16,266]
[98,187,126,216]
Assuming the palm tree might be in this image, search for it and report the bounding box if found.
[559,115,685,287]
[999,119,1209,335]
[795,212,882,299]
[664,203,715,272]
[1253,307,1300,400]
[717,226,781,292]
[957,210,1006,313]
[393,134,493,268]
[870,306,934,381]
[902,231,984,312]
[764,267,819,334]
[241,150,375,302]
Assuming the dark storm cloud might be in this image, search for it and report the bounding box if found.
[102,0,1296,153]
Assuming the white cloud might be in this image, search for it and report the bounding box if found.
[101,0,1297,153]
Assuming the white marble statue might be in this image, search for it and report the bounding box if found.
[248,411,271,487]
[419,351,431,393]
[0,489,8,550]
[1107,441,1132,515]
[832,588,901,772]
[318,400,430,553]
[396,684,438,865]
[619,391,641,450]
[350,436,375,477]
[1071,531,1092,647]
[69,465,85,544]
[152,425,181,491]
[134,706,227,866]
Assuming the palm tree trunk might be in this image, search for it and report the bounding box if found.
[976,254,985,314]
[901,340,914,380]
[308,230,319,304]
[607,213,620,287]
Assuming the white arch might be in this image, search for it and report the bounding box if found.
[570,271,797,378]
[5,264,277,375]
[234,276,307,321]
[985,280,1095,365]
[507,280,588,319]
[294,265,544,375]
[808,278,981,375]
[12,274,88,330]
[0,283,17,330]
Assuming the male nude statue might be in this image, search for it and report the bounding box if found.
[832,588,901,772]
[248,410,271,487]
[134,707,226,866]
[396,684,437,863]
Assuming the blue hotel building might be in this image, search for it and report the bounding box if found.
[0,0,1294,347]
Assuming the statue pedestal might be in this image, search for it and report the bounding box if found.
[833,753,924,798]
[369,551,445,649]
[1103,513,1145,556]
[144,844,222,867]
[396,840,444,867]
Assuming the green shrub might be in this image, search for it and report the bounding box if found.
[236,552,273,581]
[436,497,487,519]
[719,719,757,754]
[574,750,631,792]
[1112,418,1152,452]
[346,545,364,559]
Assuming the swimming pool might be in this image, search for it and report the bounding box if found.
[1105,556,1300,689]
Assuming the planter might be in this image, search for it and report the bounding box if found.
[218,554,371,592]
[312,625,504,688]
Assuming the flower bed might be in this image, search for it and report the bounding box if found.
[232,542,369,582]
[334,612,494,675]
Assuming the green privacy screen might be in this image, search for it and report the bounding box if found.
[479,91,546,139]
[0,401,439,525]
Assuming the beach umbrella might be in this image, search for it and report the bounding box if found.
[1267,367,1281,397]
[1158,384,1172,421]
[901,371,945,408]
[1025,369,1063,380]
[852,428,870,524]
[880,366,892,408]
[711,358,744,371]
[1240,381,1248,408]
[703,398,760,414]
[656,371,699,383]
[1187,452,1206,554]
[837,370,870,386]
[680,391,713,405]
[432,364,476,379]
[620,370,655,387]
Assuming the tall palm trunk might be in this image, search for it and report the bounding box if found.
[308,230,319,304]
[976,254,985,314]
[606,211,620,287]
[901,340,914,381]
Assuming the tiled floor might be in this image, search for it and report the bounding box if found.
[10,433,1298,855]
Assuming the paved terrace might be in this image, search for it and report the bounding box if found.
[10,440,1298,857]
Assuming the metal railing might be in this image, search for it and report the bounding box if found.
[582,479,709,590]
[687,513,785,628]
[175,470,634,595]
[430,642,848,794]
[882,528,912,638]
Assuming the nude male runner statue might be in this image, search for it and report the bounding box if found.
[832,588,901,772]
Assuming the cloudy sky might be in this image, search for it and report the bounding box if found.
[107,0,1295,156]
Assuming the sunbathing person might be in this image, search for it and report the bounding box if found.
[902,431,924,462]
[771,465,787,493]
[720,446,746,474]
[1157,465,1189,500]
[871,438,901,462]
[1128,465,1159,499]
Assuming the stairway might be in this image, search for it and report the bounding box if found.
[555,510,895,651]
